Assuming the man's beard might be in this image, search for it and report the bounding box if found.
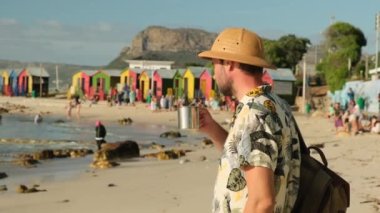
[218,78,233,97]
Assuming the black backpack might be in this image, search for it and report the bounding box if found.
[292,121,350,213]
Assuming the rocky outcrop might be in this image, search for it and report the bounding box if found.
[1,102,28,113]
[107,26,217,68]
[14,155,40,168]
[126,26,217,57]
[0,172,8,179]
[201,138,213,147]
[16,184,47,193]
[159,131,181,138]
[98,141,140,160]
[91,141,140,169]
[118,117,133,125]
[0,185,7,191]
[14,149,94,168]
[143,149,191,160]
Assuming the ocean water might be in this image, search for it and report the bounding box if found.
[0,113,203,156]
[0,113,205,185]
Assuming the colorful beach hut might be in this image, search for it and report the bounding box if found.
[182,68,198,100]
[152,69,177,97]
[17,68,30,96]
[120,68,138,91]
[72,70,98,98]
[137,69,151,101]
[8,69,23,96]
[188,66,213,100]
[71,71,83,95]
[18,67,50,97]
[172,69,186,99]
[0,70,9,95]
[262,68,296,105]
[91,70,121,100]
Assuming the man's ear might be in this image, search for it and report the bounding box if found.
[225,60,237,72]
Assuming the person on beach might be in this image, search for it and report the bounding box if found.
[67,95,81,119]
[95,120,107,150]
[378,92,380,117]
[197,28,301,212]
[347,87,355,102]
[34,113,43,124]
[129,89,136,106]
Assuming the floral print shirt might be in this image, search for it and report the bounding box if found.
[212,85,301,213]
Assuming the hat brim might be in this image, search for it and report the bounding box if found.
[198,50,276,69]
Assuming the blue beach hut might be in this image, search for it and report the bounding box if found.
[9,69,23,96]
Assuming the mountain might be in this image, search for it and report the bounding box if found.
[0,60,99,91]
[107,26,217,68]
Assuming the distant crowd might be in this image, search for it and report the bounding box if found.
[67,85,239,118]
[328,88,380,135]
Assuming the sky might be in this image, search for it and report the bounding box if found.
[0,0,379,66]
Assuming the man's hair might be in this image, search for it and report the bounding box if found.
[239,63,263,75]
[218,60,264,75]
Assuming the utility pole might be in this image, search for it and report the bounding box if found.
[39,63,42,97]
[376,12,380,69]
[55,65,59,91]
[302,56,307,113]
[365,54,369,80]
[330,15,336,25]
[348,57,351,77]
[314,45,318,65]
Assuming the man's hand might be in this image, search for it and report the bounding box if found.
[198,107,228,151]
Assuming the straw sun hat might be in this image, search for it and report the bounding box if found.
[198,28,276,69]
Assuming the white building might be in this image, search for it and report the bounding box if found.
[369,67,380,80]
[125,60,174,70]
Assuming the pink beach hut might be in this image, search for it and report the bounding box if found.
[71,70,98,98]
[81,70,98,98]
[152,69,177,97]
[17,69,29,96]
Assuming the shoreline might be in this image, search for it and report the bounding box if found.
[1,96,380,212]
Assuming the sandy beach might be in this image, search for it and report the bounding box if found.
[0,96,379,213]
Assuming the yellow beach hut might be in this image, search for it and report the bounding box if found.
[120,68,138,91]
[1,70,10,95]
[137,69,151,101]
[182,68,196,100]
[71,71,82,93]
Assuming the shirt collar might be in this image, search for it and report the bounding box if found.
[239,85,272,104]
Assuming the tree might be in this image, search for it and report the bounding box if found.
[264,35,310,71]
[317,22,367,92]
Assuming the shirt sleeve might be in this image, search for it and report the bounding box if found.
[236,109,279,172]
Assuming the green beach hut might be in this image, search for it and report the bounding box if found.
[91,69,122,99]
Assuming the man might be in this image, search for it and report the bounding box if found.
[95,120,107,150]
[34,113,43,124]
[347,88,355,102]
[198,28,301,213]
[378,92,380,117]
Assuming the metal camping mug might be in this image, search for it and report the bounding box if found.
[178,106,200,129]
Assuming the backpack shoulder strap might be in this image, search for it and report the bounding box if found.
[292,116,310,155]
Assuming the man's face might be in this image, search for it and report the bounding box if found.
[212,59,233,96]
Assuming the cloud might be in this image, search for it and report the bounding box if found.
[91,22,113,32]
[0,19,132,65]
[39,20,63,29]
[0,18,18,26]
